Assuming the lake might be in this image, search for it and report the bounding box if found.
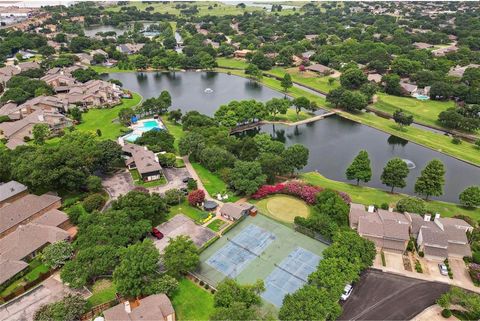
[108,71,480,203]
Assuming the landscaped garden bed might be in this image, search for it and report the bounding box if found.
[207,219,228,232]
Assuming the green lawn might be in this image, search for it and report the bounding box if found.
[91,65,134,74]
[216,57,249,70]
[129,169,167,188]
[253,194,311,224]
[1,258,49,297]
[265,67,341,93]
[162,117,185,154]
[175,158,186,168]
[191,162,240,202]
[374,93,458,130]
[207,219,227,232]
[86,279,117,309]
[168,200,210,223]
[172,279,215,321]
[301,172,480,221]
[76,92,142,140]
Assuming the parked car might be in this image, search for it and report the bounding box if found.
[340,284,353,301]
[182,177,191,183]
[438,263,448,276]
[151,227,164,239]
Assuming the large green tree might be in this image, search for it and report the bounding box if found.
[381,158,410,193]
[32,123,50,145]
[40,241,74,269]
[345,150,372,185]
[459,186,480,208]
[281,73,293,92]
[414,159,446,200]
[308,257,360,297]
[162,236,199,278]
[229,161,266,195]
[282,144,309,173]
[33,294,86,321]
[111,190,169,225]
[315,189,350,226]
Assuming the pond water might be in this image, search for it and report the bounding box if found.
[84,25,126,37]
[103,71,284,115]
[240,117,479,203]
[108,71,480,203]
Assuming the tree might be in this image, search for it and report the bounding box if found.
[162,236,199,278]
[459,186,480,208]
[113,239,161,298]
[158,152,176,167]
[282,144,309,173]
[292,96,310,117]
[136,130,175,153]
[396,197,427,214]
[340,67,367,89]
[118,107,135,126]
[164,188,185,205]
[437,287,480,319]
[430,81,453,100]
[168,109,182,124]
[382,74,402,96]
[111,190,169,224]
[279,286,341,321]
[188,189,205,206]
[346,150,372,185]
[86,175,102,192]
[40,241,74,269]
[32,123,50,145]
[33,294,86,321]
[69,107,82,123]
[281,73,293,92]
[245,64,262,82]
[82,193,105,212]
[308,257,360,297]
[393,109,414,128]
[338,90,368,112]
[315,189,350,226]
[229,161,266,195]
[381,158,410,193]
[414,159,445,200]
[265,98,290,118]
[71,68,99,83]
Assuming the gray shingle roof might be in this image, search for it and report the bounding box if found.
[103,294,174,321]
[0,181,27,203]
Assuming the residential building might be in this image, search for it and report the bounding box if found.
[432,45,458,57]
[103,294,175,321]
[349,204,410,253]
[0,192,62,239]
[0,109,72,149]
[305,63,333,75]
[220,202,257,221]
[41,73,77,92]
[91,49,108,58]
[400,82,418,95]
[56,79,123,107]
[367,73,383,83]
[409,213,473,260]
[448,64,480,78]
[116,43,145,55]
[122,143,163,182]
[234,49,253,59]
[0,181,28,207]
[412,42,434,49]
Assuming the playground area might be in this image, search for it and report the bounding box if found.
[253,195,310,223]
[195,214,328,308]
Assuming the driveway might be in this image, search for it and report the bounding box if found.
[448,258,474,288]
[383,251,404,271]
[149,167,189,194]
[339,269,450,320]
[101,169,134,199]
[0,274,81,321]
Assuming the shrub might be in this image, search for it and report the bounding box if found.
[187,179,198,190]
[81,193,105,212]
[419,251,424,257]
[199,281,204,286]
[451,136,462,144]
[165,189,185,205]
[380,203,389,210]
[396,197,427,214]
[188,189,205,206]
[86,175,102,192]
[473,252,480,264]
[441,309,452,318]
[204,284,210,290]
[407,240,415,252]
[381,251,386,266]
[468,263,480,284]
[415,260,423,273]
[66,205,85,225]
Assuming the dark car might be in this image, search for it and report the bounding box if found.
[180,187,189,195]
[182,177,192,183]
[151,227,164,240]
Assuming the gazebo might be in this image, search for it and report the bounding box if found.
[204,200,218,212]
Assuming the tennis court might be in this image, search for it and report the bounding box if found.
[196,214,328,309]
[262,247,321,307]
[205,224,276,278]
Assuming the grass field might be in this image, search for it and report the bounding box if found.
[301,172,480,221]
[254,195,310,223]
[266,67,340,93]
[76,92,142,140]
[167,200,210,223]
[374,93,457,130]
[91,65,134,74]
[216,57,250,70]
[86,279,116,309]
[162,117,185,154]
[191,162,240,202]
[207,218,227,232]
[172,278,214,321]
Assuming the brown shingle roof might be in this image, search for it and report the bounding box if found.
[0,259,28,284]
[424,245,448,258]
[103,294,174,321]
[305,63,331,73]
[0,181,27,204]
[220,202,254,220]
[32,209,68,227]
[122,143,162,175]
[0,193,61,234]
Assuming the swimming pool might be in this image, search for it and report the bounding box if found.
[413,94,430,101]
[124,133,141,142]
[121,118,165,143]
[142,120,160,128]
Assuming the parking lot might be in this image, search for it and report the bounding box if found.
[339,269,450,320]
[152,214,216,252]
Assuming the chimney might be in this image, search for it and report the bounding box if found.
[124,301,131,314]
[367,205,375,213]
[424,214,431,222]
[37,114,44,122]
[434,213,440,219]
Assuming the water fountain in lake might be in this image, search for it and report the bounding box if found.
[402,159,416,169]
[204,88,213,93]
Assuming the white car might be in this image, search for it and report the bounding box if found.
[438,263,448,276]
[340,284,353,301]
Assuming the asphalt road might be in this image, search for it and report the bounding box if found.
[339,269,450,321]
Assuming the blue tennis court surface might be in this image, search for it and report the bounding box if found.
[206,224,276,278]
[262,247,321,307]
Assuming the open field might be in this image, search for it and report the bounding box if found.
[253,195,310,223]
[172,279,214,321]
[374,93,456,130]
[76,92,142,140]
[191,162,240,202]
[167,200,210,223]
[162,117,185,154]
[301,172,480,221]
[266,67,341,93]
[86,279,116,309]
